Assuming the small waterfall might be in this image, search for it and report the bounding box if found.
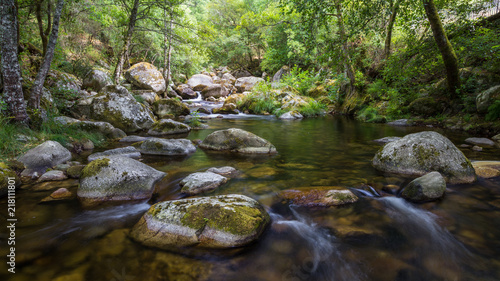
[184,91,203,102]
[271,207,365,281]
[380,197,471,266]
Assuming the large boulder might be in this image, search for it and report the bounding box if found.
[54,116,126,139]
[132,90,160,105]
[401,172,446,202]
[82,69,112,92]
[200,128,277,154]
[187,74,213,91]
[124,62,166,93]
[47,70,82,93]
[18,141,72,176]
[87,146,141,162]
[279,186,358,207]
[152,99,190,118]
[222,73,236,84]
[201,84,229,99]
[176,84,197,99]
[372,131,476,184]
[130,194,270,249]
[477,85,500,113]
[235,77,264,92]
[75,85,155,133]
[136,138,196,156]
[148,119,191,136]
[271,66,290,86]
[77,156,166,206]
[212,103,239,114]
[180,172,228,195]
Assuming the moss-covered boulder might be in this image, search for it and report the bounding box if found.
[136,138,196,155]
[306,85,328,98]
[77,156,166,206]
[372,131,476,184]
[180,172,228,195]
[82,69,112,92]
[212,103,239,114]
[66,165,85,179]
[279,186,358,207]
[124,62,166,93]
[75,85,155,133]
[408,97,441,116]
[152,99,190,118]
[147,119,191,136]
[199,128,277,154]
[18,141,72,177]
[87,146,141,162]
[401,172,446,202]
[235,77,264,92]
[130,194,270,249]
[0,163,20,197]
[477,85,500,113]
[187,74,213,91]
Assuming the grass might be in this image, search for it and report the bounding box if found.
[0,113,107,162]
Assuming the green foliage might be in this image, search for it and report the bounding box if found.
[297,100,326,117]
[485,99,500,121]
[50,87,81,115]
[133,95,146,104]
[187,112,202,127]
[356,106,385,123]
[281,66,320,96]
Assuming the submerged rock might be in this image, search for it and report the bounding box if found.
[41,188,73,203]
[124,62,166,93]
[180,172,228,195]
[77,156,166,206]
[401,172,446,202]
[18,141,72,177]
[148,119,191,136]
[199,128,277,154]
[372,131,476,184]
[373,137,401,144]
[87,146,141,162]
[472,161,500,178]
[130,194,270,249]
[387,119,413,126]
[136,138,196,156]
[279,187,358,207]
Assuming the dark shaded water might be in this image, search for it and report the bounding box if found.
[2,116,500,281]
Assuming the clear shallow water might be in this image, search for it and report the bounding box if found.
[1,116,500,281]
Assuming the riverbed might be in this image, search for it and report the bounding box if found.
[1,116,500,281]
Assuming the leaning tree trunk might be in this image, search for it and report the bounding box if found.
[384,0,399,59]
[422,0,460,97]
[29,0,64,110]
[113,0,140,84]
[0,0,29,123]
[335,0,356,99]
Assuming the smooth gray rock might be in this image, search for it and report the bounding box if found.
[77,156,166,206]
[180,172,228,195]
[235,76,264,92]
[387,119,413,126]
[124,62,166,93]
[372,131,476,184]
[147,119,191,136]
[187,74,213,91]
[199,128,277,154]
[476,85,500,113]
[401,172,446,202]
[82,69,112,92]
[206,166,239,177]
[37,170,68,182]
[18,141,72,174]
[465,137,496,147]
[137,138,196,156]
[87,146,141,162]
[279,111,303,120]
[130,194,270,249]
[119,135,150,143]
[373,136,401,144]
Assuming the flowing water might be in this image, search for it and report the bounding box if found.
[2,115,500,281]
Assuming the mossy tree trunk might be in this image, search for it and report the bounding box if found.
[29,0,65,110]
[0,0,29,123]
[334,0,356,99]
[384,0,399,59]
[422,0,460,97]
[113,0,140,84]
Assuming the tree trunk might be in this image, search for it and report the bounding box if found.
[29,0,65,110]
[335,0,356,99]
[163,2,173,89]
[113,0,140,84]
[384,0,399,59]
[0,0,29,123]
[422,0,460,97]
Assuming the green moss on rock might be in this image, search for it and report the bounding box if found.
[81,158,110,178]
